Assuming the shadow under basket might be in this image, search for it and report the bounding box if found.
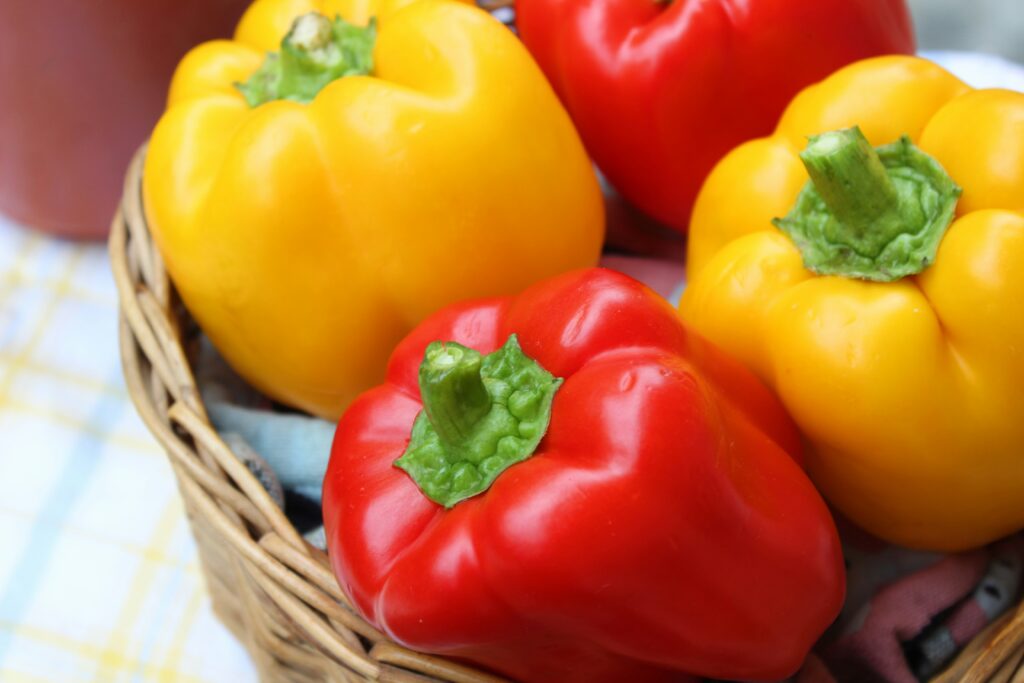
[113,142,1024,682]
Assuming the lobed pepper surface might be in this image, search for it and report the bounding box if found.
[143,0,603,419]
[682,56,1024,551]
[324,268,845,683]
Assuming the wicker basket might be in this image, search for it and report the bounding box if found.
[113,142,1024,681]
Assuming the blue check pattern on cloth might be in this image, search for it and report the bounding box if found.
[0,216,256,682]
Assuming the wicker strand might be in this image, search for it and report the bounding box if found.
[120,144,171,308]
[257,536,386,650]
[118,148,158,299]
[254,608,339,677]
[169,401,308,552]
[259,533,351,606]
[237,557,334,681]
[376,665,447,683]
[137,291,206,416]
[989,645,1024,683]
[253,539,385,644]
[369,644,508,683]
[964,604,1024,683]
[935,613,1016,683]
[110,211,187,404]
[118,319,271,532]
[244,560,381,678]
[178,471,382,678]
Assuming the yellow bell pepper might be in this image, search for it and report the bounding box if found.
[144,0,603,419]
[680,56,1024,551]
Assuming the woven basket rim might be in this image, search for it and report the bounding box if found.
[111,143,1024,683]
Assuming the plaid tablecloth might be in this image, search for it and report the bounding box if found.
[0,51,1019,683]
[0,217,255,682]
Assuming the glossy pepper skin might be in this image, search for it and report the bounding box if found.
[324,268,845,683]
[515,0,914,233]
[143,0,603,419]
[681,56,1024,551]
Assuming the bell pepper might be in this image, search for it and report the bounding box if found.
[323,268,845,682]
[143,0,603,419]
[514,0,914,233]
[681,55,1024,551]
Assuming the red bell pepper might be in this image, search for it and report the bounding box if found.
[515,0,915,233]
[323,268,844,682]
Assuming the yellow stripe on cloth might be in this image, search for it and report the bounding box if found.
[0,231,44,301]
[1,669,59,683]
[0,621,206,683]
[0,506,199,574]
[0,351,129,399]
[152,584,205,683]
[92,498,183,681]
[0,216,256,682]
[2,397,161,454]
[0,249,84,402]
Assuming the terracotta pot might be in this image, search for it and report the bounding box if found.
[0,0,248,239]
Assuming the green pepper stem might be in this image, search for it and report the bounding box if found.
[278,14,341,98]
[799,127,907,258]
[236,12,376,107]
[397,335,562,508]
[775,127,961,282]
[418,342,491,449]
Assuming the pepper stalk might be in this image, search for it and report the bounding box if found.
[395,335,562,508]
[237,12,376,107]
[773,126,961,282]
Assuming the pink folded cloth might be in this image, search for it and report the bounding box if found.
[800,524,1024,683]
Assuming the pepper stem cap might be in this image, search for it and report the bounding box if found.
[236,12,376,107]
[395,335,562,508]
[773,126,961,282]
